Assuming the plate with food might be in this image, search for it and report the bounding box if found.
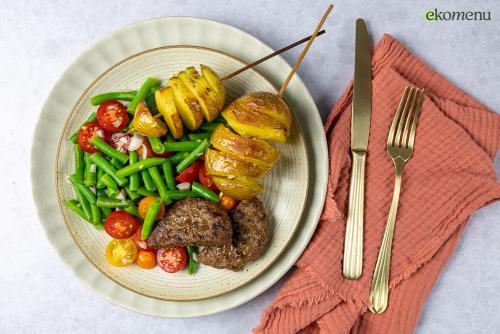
[33,16,328,316]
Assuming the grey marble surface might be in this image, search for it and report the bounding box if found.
[1,0,500,333]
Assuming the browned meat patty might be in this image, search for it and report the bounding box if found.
[147,198,232,248]
[197,198,269,271]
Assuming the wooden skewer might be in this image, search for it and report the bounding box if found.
[149,30,328,122]
[277,4,334,97]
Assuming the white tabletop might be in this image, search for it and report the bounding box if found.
[2,0,500,333]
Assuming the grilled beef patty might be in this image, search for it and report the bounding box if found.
[147,198,232,248]
[198,198,269,271]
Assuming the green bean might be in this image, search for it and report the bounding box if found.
[90,91,137,106]
[187,246,198,275]
[136,187,158,197]
[96,197,132,208]
[179,133,190,142]
[100,174,118,198]
[127,77,160,114]
[163,141,201,152]
[169,152,189,165]
[148,166,172,205]
[165,190,201,200]
[110,157,125,169]
[145,86,160,112]
[124,204,140,218]
[165,133,175,143]
[84,153,97,187]
[89,153,128,186]
[188,132,212,141]
[124,186,141,201]
[192,181,219,203]
[69,112,97,143]
[199,122,219,132]
[162,160,176,191]
[128,151,140,191]
[96,167,105,189]
[121,122,134,133]
[116,157,166,177]
[148,136,165,154]
[176,139,210,173]
[141,197,163,240]
[95,222,104,231]
[212,115,227,124]
[64,200,91,222]
[69,175,97,204]
[73,144,85,183]
[72,185,92,219]
[96,189,112,217]
[90,204,101,225]
[90,136,129,164]
[141,170,156,191]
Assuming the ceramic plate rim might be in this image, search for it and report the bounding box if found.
[32,16,328,318]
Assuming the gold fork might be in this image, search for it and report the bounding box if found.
[369,86,424,314]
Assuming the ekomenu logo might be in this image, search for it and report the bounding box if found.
[424,8,491,21]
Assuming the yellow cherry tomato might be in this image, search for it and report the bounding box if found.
[219,195,238,211]
[105,238,138,267]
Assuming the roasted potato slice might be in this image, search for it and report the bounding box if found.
[222,106,287,142]
[168,77,203,131]
[200,64,225,105]
[212,176,264,200]
[132,101,168,137]
[232,92,292,131]
[205,148,269,179]
[178,67,222,122]
[210,124,280,167]
[154,87,184,139]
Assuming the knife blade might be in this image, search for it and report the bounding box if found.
[351,18,372,151]
[343,18,372,280]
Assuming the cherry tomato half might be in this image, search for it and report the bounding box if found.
[109,132,131,153]
[157,247,187,273]
[96,100,129,131]
[199,164,218,191]
[134,224,156,252]
[136,137,155,159]
[135,250,157,269]
[104,211,139,239]
[105,238,137,267]
[175,161,201,183]
[77,121,109,153]
[138,196,166,220]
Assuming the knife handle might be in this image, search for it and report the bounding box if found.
[343,150,366,280]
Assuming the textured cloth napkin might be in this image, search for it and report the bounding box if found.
[254,34,500,334]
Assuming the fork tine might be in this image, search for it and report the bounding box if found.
[394,87,415,147]
[401,88,420,148]
[387,87,410,147]
[407,89,424,149]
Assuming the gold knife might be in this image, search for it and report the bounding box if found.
[343,18,372,280]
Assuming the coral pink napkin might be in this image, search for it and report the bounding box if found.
[254,35,500,334]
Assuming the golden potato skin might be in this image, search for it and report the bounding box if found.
[205,148,270,179]
[200,65,226,106]
[154,87,184,139]
[168,77,203,131]
[210,124,280,168]
[178,67,221,122]
[232,91,292,130]
[212,176,264,200]
[222,106,287,142]
[132,101,168,137]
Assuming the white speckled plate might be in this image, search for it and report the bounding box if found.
[33,17,328,317]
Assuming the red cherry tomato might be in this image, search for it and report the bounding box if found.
[109,132,131,153]
[157,247,187,273]
[134,224,157,252]
[104,211,139,239]
[96,100,129,131]
[155,150,173,158]
[199,164,218,191]
[175,161,201,183]
[77,121,109,153]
